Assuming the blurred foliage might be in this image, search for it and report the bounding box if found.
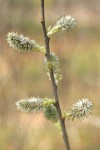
[0,0,100,150]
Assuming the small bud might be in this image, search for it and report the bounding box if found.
[16,97,43,113]
[43,104,58,122]
[43,52,62,85]
[47,15,77,37]
[64,98,94,121]
[7,32,46,53]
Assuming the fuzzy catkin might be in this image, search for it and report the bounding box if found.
[65,98,94,121]
[7,32,45,53]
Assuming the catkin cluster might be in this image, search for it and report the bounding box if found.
[7,15,93,123]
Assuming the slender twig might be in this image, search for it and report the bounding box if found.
[40,0,70,150]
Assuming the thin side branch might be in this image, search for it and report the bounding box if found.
[40,0,70,150]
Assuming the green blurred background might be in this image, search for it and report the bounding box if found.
[0,0,100,150]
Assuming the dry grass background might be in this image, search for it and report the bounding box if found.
[0,0,100,150]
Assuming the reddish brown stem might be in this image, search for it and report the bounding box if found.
[40,0,71,150]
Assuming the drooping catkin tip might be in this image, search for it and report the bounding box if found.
[43,52,62,85]
[44,104,59,122]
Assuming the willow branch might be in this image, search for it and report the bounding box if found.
[40,0,70,150]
